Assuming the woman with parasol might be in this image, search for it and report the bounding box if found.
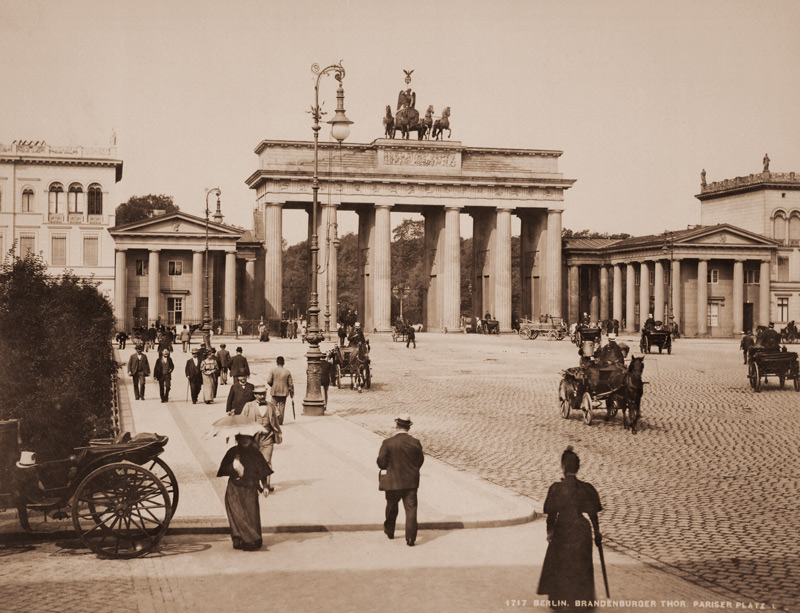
[212,415,273,550]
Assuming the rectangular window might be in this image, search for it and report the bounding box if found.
[51,235,67,266]
[19,234,35,256]
[136,259,148,276]
[167,297,183,325]
[83,236,98,267]
[22,191,34,212]
[778,297,789,322]
[744,269,760,284]
[707,302,719,327]
[168,261,183,276]
[777,257,789,282]
[707,269,719,284]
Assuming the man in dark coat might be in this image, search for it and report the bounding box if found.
[229,347,250,379]
[127,345,151,401]
[226,376,255,415]
[217,343,232,385]
[153,348,175,403]
[377,414,425,547]
[185,348,203,404]
[740,330,756,364]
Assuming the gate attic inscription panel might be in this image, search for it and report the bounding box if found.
[247,139,575,332]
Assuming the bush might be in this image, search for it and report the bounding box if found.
[0,254,118,460]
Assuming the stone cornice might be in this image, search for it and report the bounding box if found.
[697,171,800,200]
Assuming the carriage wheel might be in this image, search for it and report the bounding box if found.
[581,393,593,426]
[336,364,343,389]
[559,379,572,419]
[606,396,619,418]
[547,330,557,340]
[72,462,171,559]
[748,362,757,389]
[530,330,539,340]
[144,456,179,520]
[794,362,800,391]
[363,364,371,389]
[520,328,532,340]
[753,362,761,392]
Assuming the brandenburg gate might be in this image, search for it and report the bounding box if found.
[246,139,575,333]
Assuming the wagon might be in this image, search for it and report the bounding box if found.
[330,342,371,390]
[1,421,178,559]
[559,365,623,426]
[747,348,800,392]
[519,315,568,340]
[640,329,672,354]
[573,325,602,346]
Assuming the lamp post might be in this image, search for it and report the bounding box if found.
[304,61,352,416]
[203,187,221,351]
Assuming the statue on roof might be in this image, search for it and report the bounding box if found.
[763,153,770,173]
[701,168,706,188]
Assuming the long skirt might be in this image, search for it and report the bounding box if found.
[224,480,262,550]
[202,374,215,402]
[537,516,596,609]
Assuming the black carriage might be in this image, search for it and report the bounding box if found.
[559,365,623,426]
[781,321,798,343]
[1,421,178,559]
[747,348,800,392]
[573,325,602,347]
[330,342,371,390]
[640,329,672,354]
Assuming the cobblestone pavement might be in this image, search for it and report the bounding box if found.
[334,333,800,612]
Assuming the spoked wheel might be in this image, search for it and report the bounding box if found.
[336,364,343,389]
[520,328,532,340]
[748,362,757,389]
[581,392,593,426]
[559,379,573,419]
[548,330,559,340]
[72,462,171,559]
[753,362,762,393]
[530,330,539,340]
[606,396,619,418]
[144,456,179,520]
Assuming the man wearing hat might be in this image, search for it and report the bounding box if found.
[229,347,250,379]
[596,333,625,368]
[760,322,781,350]
[267,356,294,425]
[128,345,150,401]
[216,343,232,385]
[377,414,425,547]
[241,384,281,493]
[153,348,175,403]
[185,348,203,404]
[227,375,255,416]
[348,322,365,346]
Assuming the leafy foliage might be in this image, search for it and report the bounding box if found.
[0,254,117,459]
[115,194,179,226]
[562,228,631,239]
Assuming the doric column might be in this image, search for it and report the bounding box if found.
[423,209,445,331]
[244,257,256,320]
[759,259,770,327]
[148,249,160,325]
[612,264,623,324]
[671,259,681,332]
[599,266,609,322]
[114,249,127,331]
[225,251,236,332]
[589,267,600,322]
[625,263,636,332]
[373,204,392,332]
[545,209,563,317]
[357,207,375,331]
[697,259,708,336]
[654,260,665,322]
[323,204,339,332]
[443,206,461,330]
[264,203,283,320]
[495,208,512,331]
[568,265,580,325]
[192,251,203,323]
[733,260,744,334]
[639,261,650,330]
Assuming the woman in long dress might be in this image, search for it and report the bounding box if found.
[201,352,218,403]
[216,434,272,550]
[240,385,281,492]
[537,446,602,610]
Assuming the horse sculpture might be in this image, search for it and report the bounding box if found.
[431,106,451,140]
[609,356,645,434]
[383,105,395,139]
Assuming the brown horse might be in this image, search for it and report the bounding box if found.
[432,107,451,140]
[609,356,645,434]
[383,105,395,139]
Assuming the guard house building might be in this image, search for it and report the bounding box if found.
[563,162,800,337]
[247,139,575,333]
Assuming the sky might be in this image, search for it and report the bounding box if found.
[2,0,799,245]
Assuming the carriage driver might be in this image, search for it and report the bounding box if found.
[348,322,366,346]
[596,333,626,367]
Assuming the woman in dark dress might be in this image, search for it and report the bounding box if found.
[537,447,603,610]
[216,434,273,551]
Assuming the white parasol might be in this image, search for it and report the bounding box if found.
[203,414,266,441]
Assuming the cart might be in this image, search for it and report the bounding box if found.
[1,421,178,559]
[331,342,371,390]
[519,315,568,340]
[747,349,800,392]
[640,329,672,354]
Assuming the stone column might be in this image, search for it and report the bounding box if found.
[192,251,203,323]
[495,208,512,331]
[244,257,256,320]
[357,207,375,331]
[264,203,283,320]
[599,266,609,322]
[733,260,744,334]
[545,209,563,317]
[423,209,445,331]
[589,267,600,322]
[374,204,392,332]
[626,263,636,332]
[568,265,580,325]
[654,260,665,323]
[697,259,708,336]
[148,249,160,325]
[114,249,127,331]
[443,206,461,331]
[671,259,681,332]
[759,260,770,327]
[639,261,650,330]
[225,251,236,332]
[322,204,339,333]
[612,264,623,324]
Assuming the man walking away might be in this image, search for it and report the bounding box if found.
[406,325,416,349]
[185,348,203,404]
[217,343,232,385]
[180,325,191,353]
[229,347,251,379]
[128,346,151,401]
[377,414,424,546]
[153,348,175,403]
[267,356,294,425]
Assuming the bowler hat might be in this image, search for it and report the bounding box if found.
[395,414,413,428]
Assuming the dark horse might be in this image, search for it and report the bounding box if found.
[431,106,451,140]
[331,341,371,392]
[383,105,394,139]
[609,356,645,434]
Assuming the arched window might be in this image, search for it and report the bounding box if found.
[22,188,34,212]
[789,212,800,244]
[88,184,103,216]
[48,183,64,214]
[773,212,786,244]
[68,183,84,214]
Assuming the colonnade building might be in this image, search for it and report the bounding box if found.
[246,139,575,333]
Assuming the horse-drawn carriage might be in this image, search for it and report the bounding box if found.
[461,316,500,334]
[519,315,568,340]
[573,325,602,347]
[329,341,371,391]
[558,356,645,434]
[747,347,800,392]
[0,420,178,558]
[640,328,672,354]
[781,321,798,343]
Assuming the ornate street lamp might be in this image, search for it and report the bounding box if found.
[203,187,221,350]
[304,61,352,416]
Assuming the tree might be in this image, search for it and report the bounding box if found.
[391,219,425,324]
[115,194,179,226]
[562,228,631,239]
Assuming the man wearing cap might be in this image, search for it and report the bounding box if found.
[153,348,175,403]
[229,347,250,379]
[127,345,151,401]
[267,356,294,425]
[377,414,425,547]
[185,349,203,404]
[227,375,255,416]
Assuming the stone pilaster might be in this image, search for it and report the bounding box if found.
[759,260,770,327]
[264,203,283,320]
[423,209,445,331]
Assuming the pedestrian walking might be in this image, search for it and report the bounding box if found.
[227,376,255,415]
[201,350,219,404]
[217,343,232,385]
[179,325,191,352]
[116,330,128,350]
[320,353,331,410]
[537,446,603,609]
[241,385,282,493]
[229,347,250,379]
[267,356,294,425]
[153,348,174,403]
[127,346,150,401]
[216,433,272,551]
[185,349,203,404]
[377,413,425,547]
[406,325,416,348]
[258,320,269,342]
[337,322,346,347]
